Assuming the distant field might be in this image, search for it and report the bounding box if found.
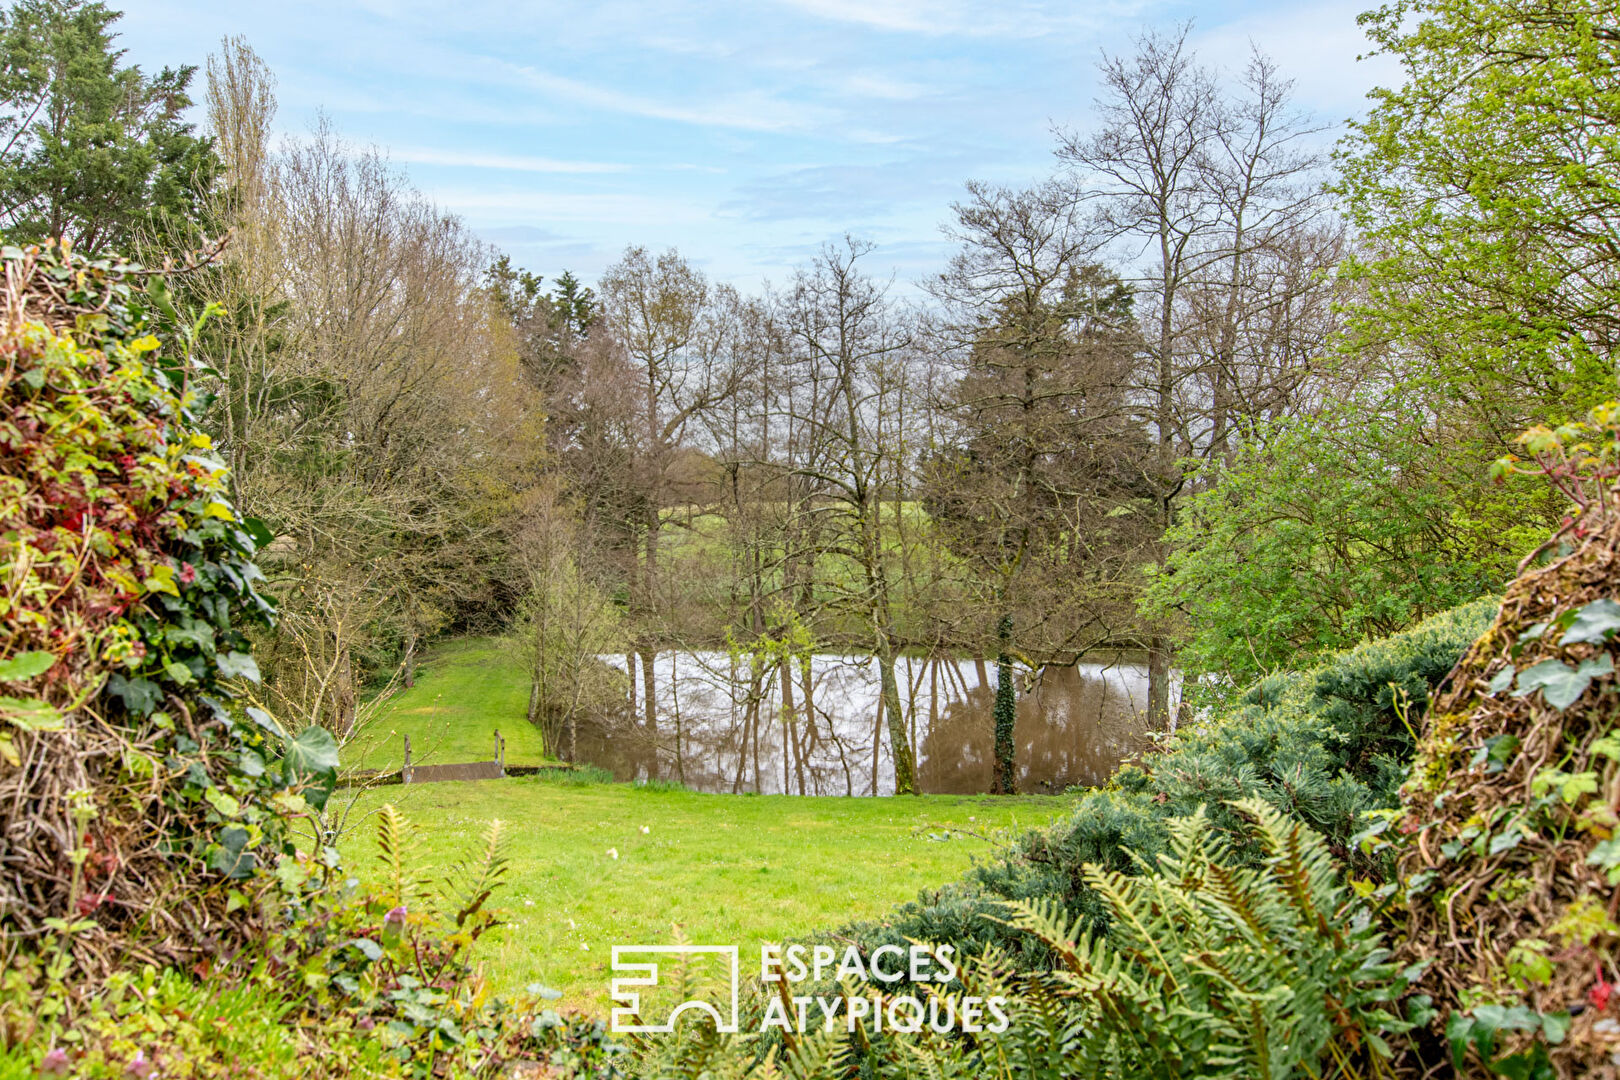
[338,775,1072,1010]
[346,636,548,771]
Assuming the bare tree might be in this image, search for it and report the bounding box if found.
[1057,28,1334,728]
[198,42,541,746]
[779,238,921,795]
[597,247,740,765]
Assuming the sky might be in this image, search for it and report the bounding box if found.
[115,0,1399,294]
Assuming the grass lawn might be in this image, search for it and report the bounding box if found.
[338,775,1073,1011]
[346,636,548,771]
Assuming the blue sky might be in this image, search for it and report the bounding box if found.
[117,0,1397,292]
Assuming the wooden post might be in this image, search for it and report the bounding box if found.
[402,734,412,784]
[495,730,505,775]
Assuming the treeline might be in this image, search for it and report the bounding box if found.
[3,1,1607,795]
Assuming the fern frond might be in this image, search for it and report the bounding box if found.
[443,817,509,928]
[373,803,423,908]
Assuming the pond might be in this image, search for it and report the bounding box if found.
[574,652,1174,796]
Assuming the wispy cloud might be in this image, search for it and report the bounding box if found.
[771,0,1152,37]
[499,63,836,133]
[388,146,631,174]
[723,155,975,222]
[118,0,1387,291]
[424,188,714,227]
[839,73,932,101]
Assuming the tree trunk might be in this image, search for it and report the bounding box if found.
[334,642,356,738]
[640,646,658,777]
[879,648,918,795]
[403,628,417,689]
[799,656,817,749]
[992,614,1017,794]
[781,660,805,795]
[671,652,685,785]
[626,651,637,720]
[526,679,541,726]
[870,683,883,796]
[1148,636,1173,733]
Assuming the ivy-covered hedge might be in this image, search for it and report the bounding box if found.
[848,597,1498,969]
[0,241,336,999]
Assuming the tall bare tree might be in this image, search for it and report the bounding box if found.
[928,179,1147,789]
[780,238,921,795]
[1057,28,1333,728]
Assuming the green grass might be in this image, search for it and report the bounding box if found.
[347,636,549,770]
[339,775,1074,1011]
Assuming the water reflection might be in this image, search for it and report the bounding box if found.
[575,653,1169,796]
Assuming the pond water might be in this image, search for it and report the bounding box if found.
[575,652,1173,796]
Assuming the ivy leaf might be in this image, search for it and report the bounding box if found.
[1562,599,1620,646]
[349,937,383,962]
[1587,838,1620,884]
[216,651,261,683]
[208,826,255,879]
[0,651,55,682]
[1532,768,1599,804]
[205,787,241,818]
[284,726,339,810]
[1518,621,1550,645]
[107,674,162,716]
[1513,655,1613,710]
[143,564,180,596]
[164,622,216,653]
[163,660,194,686]
[245,706,284,738]
[1488,665,1516,694]
[1471,733,1519,774]
[240,516,272,548]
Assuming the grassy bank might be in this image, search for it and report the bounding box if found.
[347,637,548,770]
[337,774,1072,1010]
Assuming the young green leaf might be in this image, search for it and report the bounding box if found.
[0,651,55,682]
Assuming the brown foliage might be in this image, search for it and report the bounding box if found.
[1398,503,1620,1076]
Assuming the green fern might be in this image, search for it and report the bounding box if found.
[994,799,1411,1079]
[442,817,508,928]
[373,803,426,909]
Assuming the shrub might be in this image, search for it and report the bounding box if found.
[1379,402,1620,1076]
[0,241,342,1016]
[994,800,1417,1078]
[849,597,1496,974]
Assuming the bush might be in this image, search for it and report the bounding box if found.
[0,241,332,1011]
[848,597,1497,974]
[1378,403,1620,1076]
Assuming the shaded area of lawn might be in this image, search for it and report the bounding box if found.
[347,637,548,771]
[339,775,1073,1010]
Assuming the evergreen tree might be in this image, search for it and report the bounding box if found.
[0,0,216,253]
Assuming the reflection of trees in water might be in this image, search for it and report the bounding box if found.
[572,653,1156,795]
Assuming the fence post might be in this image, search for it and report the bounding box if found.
[495,730,505,775]
[403,733,412,784]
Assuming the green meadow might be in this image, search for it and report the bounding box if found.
[336,637,1070,1009]
[338,775,1070,1010]
[346,636,548,771]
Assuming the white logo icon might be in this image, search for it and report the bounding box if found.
[610,945,740,1033]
